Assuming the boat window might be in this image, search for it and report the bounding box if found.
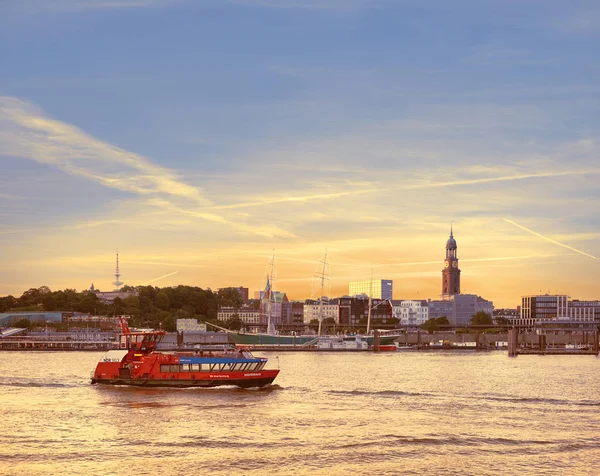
[180,364,190,372]
[160,364,169,373]
[191,364,200,372]
[170,365,180,373]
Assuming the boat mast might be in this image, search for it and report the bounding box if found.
[265,250,276,335]
[316,249,328,336]
[366,270,373,334]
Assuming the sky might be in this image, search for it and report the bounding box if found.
[0,0,599,308]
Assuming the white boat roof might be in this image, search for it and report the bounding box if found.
[100,349,129,362]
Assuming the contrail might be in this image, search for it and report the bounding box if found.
[141,271,179,285]
[503,218,598,260]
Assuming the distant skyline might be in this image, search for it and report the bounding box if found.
[1,0,599,308]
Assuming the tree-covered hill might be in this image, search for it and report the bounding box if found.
[0,285,245,331]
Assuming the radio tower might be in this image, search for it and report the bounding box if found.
[112,250,123,290]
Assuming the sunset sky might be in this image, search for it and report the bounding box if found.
[1,0,598,308]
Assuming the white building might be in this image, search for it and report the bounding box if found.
[391,300,429,326]
[569,300,600,322]
[217,307,262,325]
[303,301,340,324]
[176,319,207,332]
[349,280,393,300]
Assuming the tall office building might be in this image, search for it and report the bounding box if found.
[349,279,393,300]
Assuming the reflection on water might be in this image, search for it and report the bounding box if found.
[1,351,599,475]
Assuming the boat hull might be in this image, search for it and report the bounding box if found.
[91,370,279,389]
[229,333,399,347]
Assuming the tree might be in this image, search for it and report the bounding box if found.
[225,316,243,331]
[155,292,170,311]
[76,292,100,314]
[321,317,337,333]
[421,316,449,333]
[19,288,43,307]
[0,295,17,313]
[42,294,58,311]
[217,287,243,309]
[471,311,493,326]
[494,316,510,326]
[161,315,176,332]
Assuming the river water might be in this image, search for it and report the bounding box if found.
[1,351,599,475]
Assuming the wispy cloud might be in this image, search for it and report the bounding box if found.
[5,0,184,13]
[213,168,598,210]
[503,218,598,260]
[229,0,383,10]
[141,271,179,285]
[0,96,292,238]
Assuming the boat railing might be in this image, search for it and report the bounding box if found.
[300,337,320,348]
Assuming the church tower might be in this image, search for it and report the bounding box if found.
[442,225,461,297]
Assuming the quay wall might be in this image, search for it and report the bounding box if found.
[398,331,598,347]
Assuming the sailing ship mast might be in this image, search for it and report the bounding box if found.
[315,249,329,336]
[265,250,276,335]
[366,270,373,334]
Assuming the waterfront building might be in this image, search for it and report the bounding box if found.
[337,296,393,326]
[568,300,600,322]
[516,295,599,325]
[428,294,494,326]
[391,300,429,326]
[260,291,289,327]
[303,299,340,324]
[0,311,63,327]
[217,306,262,327]
[519,294,569,326]
[337,297,362,326]
[442,225,461,297]
[349,279,393,300]
[93,289,138,304]
[290,301,305,324]
[251,290,290,325]
[176,319,207,332]
[493,308,519,322]
[427,299,453,321]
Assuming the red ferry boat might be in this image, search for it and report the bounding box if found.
[91,318,279,388]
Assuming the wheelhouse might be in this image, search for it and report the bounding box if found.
[159,357,267,374]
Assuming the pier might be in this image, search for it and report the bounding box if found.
[507,327,599,356]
